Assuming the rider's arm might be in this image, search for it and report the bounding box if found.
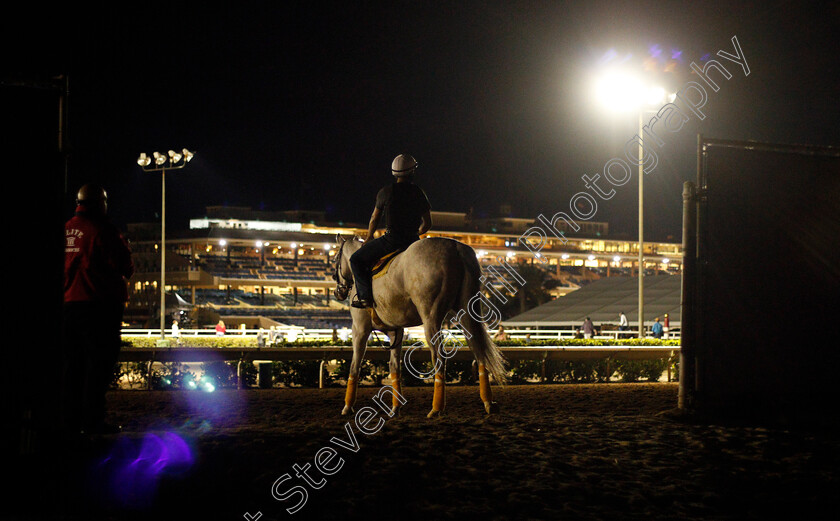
[365,207,382,241]
[418,210,432,236]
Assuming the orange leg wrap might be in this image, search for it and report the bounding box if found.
[478,363,492,404]
[432,374,445,412]
[390,372,402,409]
[344,375,358,408]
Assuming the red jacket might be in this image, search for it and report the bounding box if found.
[64,206,134,304]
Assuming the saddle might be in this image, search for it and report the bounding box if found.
[371,248,405,280]
[366,247,406,339]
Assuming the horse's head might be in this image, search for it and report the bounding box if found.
[332,234,362,301]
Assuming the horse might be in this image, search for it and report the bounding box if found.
[332,234,507,418]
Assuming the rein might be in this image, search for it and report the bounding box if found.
[332,240,353,299]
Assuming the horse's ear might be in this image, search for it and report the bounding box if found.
[336,233,345,244]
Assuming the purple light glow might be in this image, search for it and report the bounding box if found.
[649,44,663,59]
[96,431,195,509]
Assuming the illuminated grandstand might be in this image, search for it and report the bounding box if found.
[124,206,683,329]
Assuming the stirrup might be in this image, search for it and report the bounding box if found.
[350,295,374,309]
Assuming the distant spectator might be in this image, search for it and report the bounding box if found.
[493,325,509,342]
[216,320,226,335]
[582,317,594,339]
[619,311,629,338]
[524,326,534,344]
[332,328,339,343]
[171,319,182,345]
[257,327,266,348]
[652,317,663,339]
[663,313,670,339]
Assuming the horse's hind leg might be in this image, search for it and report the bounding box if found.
[478,362,499,414]
[423,319,446,418]
[388,329,404,416]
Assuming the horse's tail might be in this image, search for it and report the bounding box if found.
[455,244,508,385]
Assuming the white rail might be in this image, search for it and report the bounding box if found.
[122,327,679,341]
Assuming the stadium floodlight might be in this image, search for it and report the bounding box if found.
[613,255,621,263]
[593,68,667,113]
[593,65,675,338]
[136,147,195,340]
[647,86,666,106]
[137,153,151,167]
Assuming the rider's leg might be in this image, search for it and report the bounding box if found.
[349,235,397,304]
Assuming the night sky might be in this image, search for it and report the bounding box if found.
[4,1,838,241]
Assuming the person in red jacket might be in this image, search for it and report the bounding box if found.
[62,184,134,436]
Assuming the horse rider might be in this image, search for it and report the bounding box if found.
[349,153,432,308]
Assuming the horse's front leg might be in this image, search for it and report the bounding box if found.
[342,319,371,416]
[388,329,405,416]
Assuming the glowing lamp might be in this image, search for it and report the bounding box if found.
[137,153,151,167]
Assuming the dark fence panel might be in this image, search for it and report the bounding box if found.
[688,136,840,424]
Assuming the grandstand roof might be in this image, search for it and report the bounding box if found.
[503,275,681,327]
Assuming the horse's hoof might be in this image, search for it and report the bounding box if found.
[390,406,401,418]
[484,401,500,414]
[341,406,354,416]
[427,409,443,418]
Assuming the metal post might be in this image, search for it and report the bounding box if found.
[679,180,697,410]
[160,168,166,339]
[540,351,548,383]
[146,359,154,390]
[638,110,645,338]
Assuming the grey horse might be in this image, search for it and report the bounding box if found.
[333,234,507,418]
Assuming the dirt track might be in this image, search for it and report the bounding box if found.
[23,383,840,520]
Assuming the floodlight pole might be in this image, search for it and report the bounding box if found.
[138,150,194,340]
[160,167,166,339]
[638,110,645,338]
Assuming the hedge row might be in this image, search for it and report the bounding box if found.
[116,354,679,390]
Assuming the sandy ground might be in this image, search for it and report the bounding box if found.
[16,383,839,521]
